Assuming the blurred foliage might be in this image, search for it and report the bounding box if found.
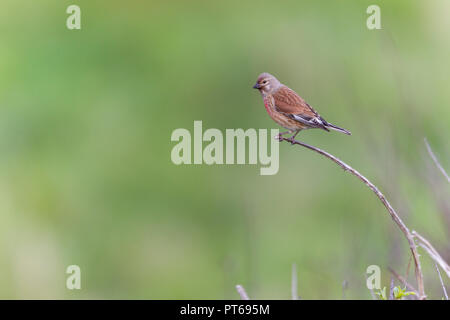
[0,0,449,299]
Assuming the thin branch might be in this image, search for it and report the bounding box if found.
[291,263,299,300]
[424,166,450,237]
[279,136,426,298]
[389,278,395,300]
[412,231,450,279]
[435,263,449,300]
[424,138,450,183]
[235,285,250,300]
[388,267,419,297]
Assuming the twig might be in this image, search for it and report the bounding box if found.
[423,161,450,238]
[388,267,419,297]
[291,263,299,300]
[435,263,449,300]
[424,138,450,183]
[412,231,450,279]
[235,285,250,300]
[389,278,395,300]
[279,136,426,298]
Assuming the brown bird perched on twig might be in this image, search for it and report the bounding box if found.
[253,72,351,140]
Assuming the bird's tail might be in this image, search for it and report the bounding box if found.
[325,122,351,135]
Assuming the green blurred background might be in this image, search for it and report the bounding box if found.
[0,0,449,299]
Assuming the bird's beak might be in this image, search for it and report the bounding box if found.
[253,83,261,89]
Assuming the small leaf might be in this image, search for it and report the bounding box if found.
[393,286,400,299]
[375,287,387,300]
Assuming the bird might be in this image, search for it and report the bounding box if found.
[253,72,351,141]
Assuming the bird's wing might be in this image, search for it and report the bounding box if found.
[272,86,329,130]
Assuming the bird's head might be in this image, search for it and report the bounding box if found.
[253,72,281,95]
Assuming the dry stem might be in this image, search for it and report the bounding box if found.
[424,138,450,183]
[388,267,419,298]
[389,278,395,300]
[279,136,426,298]
[434,263,449,300]
[235,284,250,300]
[412,230,450,279]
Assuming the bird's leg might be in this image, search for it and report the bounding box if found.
[288,130,300,144]
[276,130,291,141]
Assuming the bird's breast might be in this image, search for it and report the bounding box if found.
[263,95,305,130]
[263,96,276,115]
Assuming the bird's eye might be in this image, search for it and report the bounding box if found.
[262,80,268,84]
